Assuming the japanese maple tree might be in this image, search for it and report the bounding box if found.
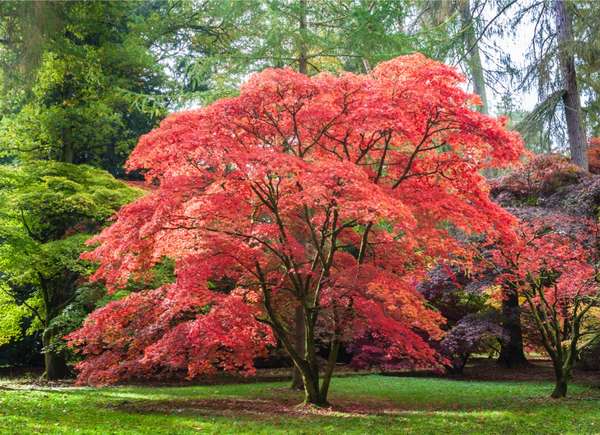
[68,54,523,405]
[487,213,600,398]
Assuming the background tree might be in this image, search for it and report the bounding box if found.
[417,0,492,113]
[0,161,140,379]
[419,265,505,373]
[489,214,600,398]
[192,0,451,80]
[501,0,592,166]
[572,2,600,147]
[495,280,529,367]
[554,0,587,169]
[0,1,228,175]
[486,154,595,367]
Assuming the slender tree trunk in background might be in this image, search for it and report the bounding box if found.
[459,0,489,114]
[554,0,588,170]
[104,141,118,177]
[60,142,74,164]
[291,0,308,390]
[362,58,371,73]
[58,76,75,163]
[536,62,554,153]
[60,125,74,163]
[498,286,529,368]
[297,0,308,75]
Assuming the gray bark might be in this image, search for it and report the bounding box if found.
[554,0,588,170]
[459,0,489,114]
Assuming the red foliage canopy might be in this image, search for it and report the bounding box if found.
[486,211,599,397]
[489,210,597,316]
[68,54,523,391]
[490,153,585,199]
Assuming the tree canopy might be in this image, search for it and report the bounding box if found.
[68,54,523,405]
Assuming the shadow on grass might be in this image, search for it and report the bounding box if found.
[3,376,600,434]
[103,387,598,419]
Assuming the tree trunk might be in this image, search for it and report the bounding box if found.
[459,0,489,114]
[60,140,74,163]
[301,370,327,406]
[551,369,568,398]
[318,339,339,402]
[287,341,329,406]
[304,384,321,405]
[298,0,308,75]
[42,329,68,380]
[554,0,588,170]
[550,348,575,398]
[498,286,528,368]
[291,306,305,390]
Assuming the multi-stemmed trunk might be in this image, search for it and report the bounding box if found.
[522,280,589,399]
[257,263,338,406]
[546,344,576,398]
[276,303,339,406]
[291,322,340,406]
[546,345,577,399]
[551,365,569,398]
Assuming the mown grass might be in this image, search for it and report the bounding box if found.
[1,375,599,434]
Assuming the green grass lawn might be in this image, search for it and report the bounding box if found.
[1,375,599,434]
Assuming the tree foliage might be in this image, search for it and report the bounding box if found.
[486,212,600,398]
[68,54,523,405]
[0,161,141,378]
[0,1,229,175]
[419,264,505,372]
